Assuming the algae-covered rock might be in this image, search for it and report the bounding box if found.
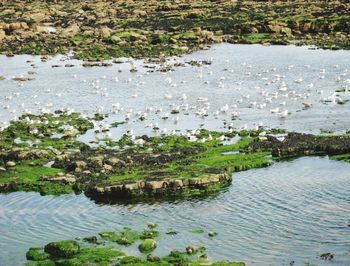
[99,227,140,246]
[26,247,50,261]
[119,256,142,264]
[44,240,80,258]
[208,231,218,237]
[138,239,157,253]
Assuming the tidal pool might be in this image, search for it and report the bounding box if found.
[0,156,349,266]
[1,44,350,266]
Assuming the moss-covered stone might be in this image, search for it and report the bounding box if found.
[25,226,246,266]
[26,247,50,261]
[99,228,140,246]
[138,239,157,253]
[44,240,80,258]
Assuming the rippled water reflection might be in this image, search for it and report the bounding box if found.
[1,157,349,266]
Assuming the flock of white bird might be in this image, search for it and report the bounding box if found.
[0,52,349,145]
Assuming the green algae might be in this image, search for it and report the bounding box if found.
[26,247,50,261]
[0,162,71,195]
[330,153,350,163]
[138,239,157,253]
[99,227,140,246]
[25,226,245,266]
[140,229,160,239]
[44,240,80,258]
[2,113,349,202]
[53,248,124,266]
[190,229,205,234]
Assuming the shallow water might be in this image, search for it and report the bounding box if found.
[1,44,350,265]
[0,157,350,266]
[0,44,350,140]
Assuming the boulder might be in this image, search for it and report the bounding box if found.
[111,35,122,43]
[145,180,166,190]
[63,130,78,138]
[99,27,112,38]
[28,13,46,23]
[44,240,80,258]
[138,239,157,253]
[75,161,87,172]
[0,30,6,41]
[44,174,76,185]
[60,24,80,37]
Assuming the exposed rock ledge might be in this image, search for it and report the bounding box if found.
[85,173,230,201]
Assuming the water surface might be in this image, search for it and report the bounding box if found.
[1,157,349,266]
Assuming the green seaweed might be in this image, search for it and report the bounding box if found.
[99,228,140,246]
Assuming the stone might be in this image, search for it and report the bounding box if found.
[75,161,87,172]
[6,23,21,31]
[83,236,97,244]
[138,239,157,253]
[60,24,80,37]
[6,161,16,167]
[110,35,122,43]
[35,26,51,33]
[145,180,166,190]
[103,164,113,172]
[28,13,46,23]
[147,223,157,229]
[99,27,112,38]
[63,130,78,138]
[12,77,34,81]
[44,240,80,258]
[0,30,6,41]
[44,174,76,185]
[320,253,334,260]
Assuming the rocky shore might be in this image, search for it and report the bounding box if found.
[24,224,245,266]
[1,112,350,202]
[0,0,349,60]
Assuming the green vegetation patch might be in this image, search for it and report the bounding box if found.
[25,226,245,266]
[99,227,140,246]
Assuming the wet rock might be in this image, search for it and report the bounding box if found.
[138,239,157,253]
[105,157,126,168]
[74,160,87,172]
[28,13,46,23]
[208,231,218,237]
[6,161,16,167]
[42,174,76,185]
[63,130,78,138]
[99,27,112,38]
[83,236,98,244]
[26,247,50,261]
[147,223,157,229]
[249,133,350,158]
[12,77,34,81]
[320,252,334,260]
[147,254,160,262]
[0,30,5,42]
[186,246,196,254]
[44,240,80,258]
[60,24,80,37]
